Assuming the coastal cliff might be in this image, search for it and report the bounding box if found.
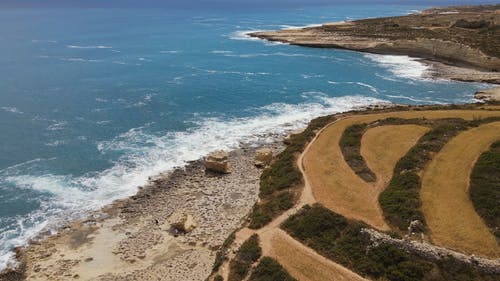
[250,5,500,83]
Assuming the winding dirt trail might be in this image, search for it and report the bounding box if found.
[221,109,500,280]
[421,121,500,258]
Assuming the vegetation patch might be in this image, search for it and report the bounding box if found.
[339,123,376,182]
[470,140,500,240]
[248,257,297,281]
[249,115,337,229]
[378,118,500,231]
[212,231,236,273]
[228,234,262,281]
[282,204,499,281]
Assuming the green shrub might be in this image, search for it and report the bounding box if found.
[249,191,295,229]
[249,257,296,281]
[470,141,500,239]
[212,231,236,272]
[339,123,376,182]
[282,205,498,281]
[214,275,224,281]
[228,234,262,281]
[249,115,337,229]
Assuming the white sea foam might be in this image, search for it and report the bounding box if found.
[0,94,389,271]
[67,45,113,49]
[32,39,58,44]
[229,30,263,41]
[1,107,23,114]
[159,50,182,54]
[44,140,68,147]
[328,81,380,95]
[46,121,68,131]
[280,23,322,29]
[211,50,234,54]
[364,54,432,80]
[61,58,102,63]
[385,95,444,104]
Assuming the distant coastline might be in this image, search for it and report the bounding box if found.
[250,4,500,84]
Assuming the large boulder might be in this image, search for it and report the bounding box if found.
[204,150,232,174]
[170,211,197,233]
[254,148,273,167]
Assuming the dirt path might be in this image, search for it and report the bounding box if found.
[267,229,367,281]
[302,110,500,231]
[361,125,430,190]
[220,109,500,280]
[224,118,363,281]
[421,121,500,258]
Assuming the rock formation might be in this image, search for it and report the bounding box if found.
[474,87,500,102]
[169,211,197,233]
[254,148,273,167]
[204,150,232,174]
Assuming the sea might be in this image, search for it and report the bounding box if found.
[0,4,489,269]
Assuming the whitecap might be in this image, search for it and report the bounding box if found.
[159,50,182,54]
[364,54,432,80]
[44,140,68,147]
[46,121,68,131]
[1,107,23,114]
[210,50,234,54]
[280,23,322,29]
[327,81,380,95]
[385,94,444,104]
[31,39,58,44]
[67,45,112,49]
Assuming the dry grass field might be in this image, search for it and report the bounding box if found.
[303,110,500,230]
[268,230,368,281]
[421,121,500,258]
[361,125,430,188]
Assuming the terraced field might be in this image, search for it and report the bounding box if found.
[211,106,500,281]
[421,122,500,258]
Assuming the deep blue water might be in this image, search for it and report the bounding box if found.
[0,5,488,269]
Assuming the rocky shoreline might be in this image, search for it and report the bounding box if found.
[249,4,500,84]
[0,143,284,280]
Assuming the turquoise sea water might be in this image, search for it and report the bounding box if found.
[0,5,488,269]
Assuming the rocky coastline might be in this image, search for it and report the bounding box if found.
[249,4,500,84]
[0,143,284,280]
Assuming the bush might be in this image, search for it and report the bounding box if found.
[249,191,295,229]
[249,257,296,281]
[470,141,500,239]
[212,232,236,272]
[339,123,376,182]
[282,205,498,281]
[228,234,262,281]
[249,115,337,229]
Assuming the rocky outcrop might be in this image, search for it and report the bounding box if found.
[249,4,500,82]
[474,87,500,102]
[204,151,232,174]
[254,148,273,167]
[361,228,500,274]
[169,211,197,233]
